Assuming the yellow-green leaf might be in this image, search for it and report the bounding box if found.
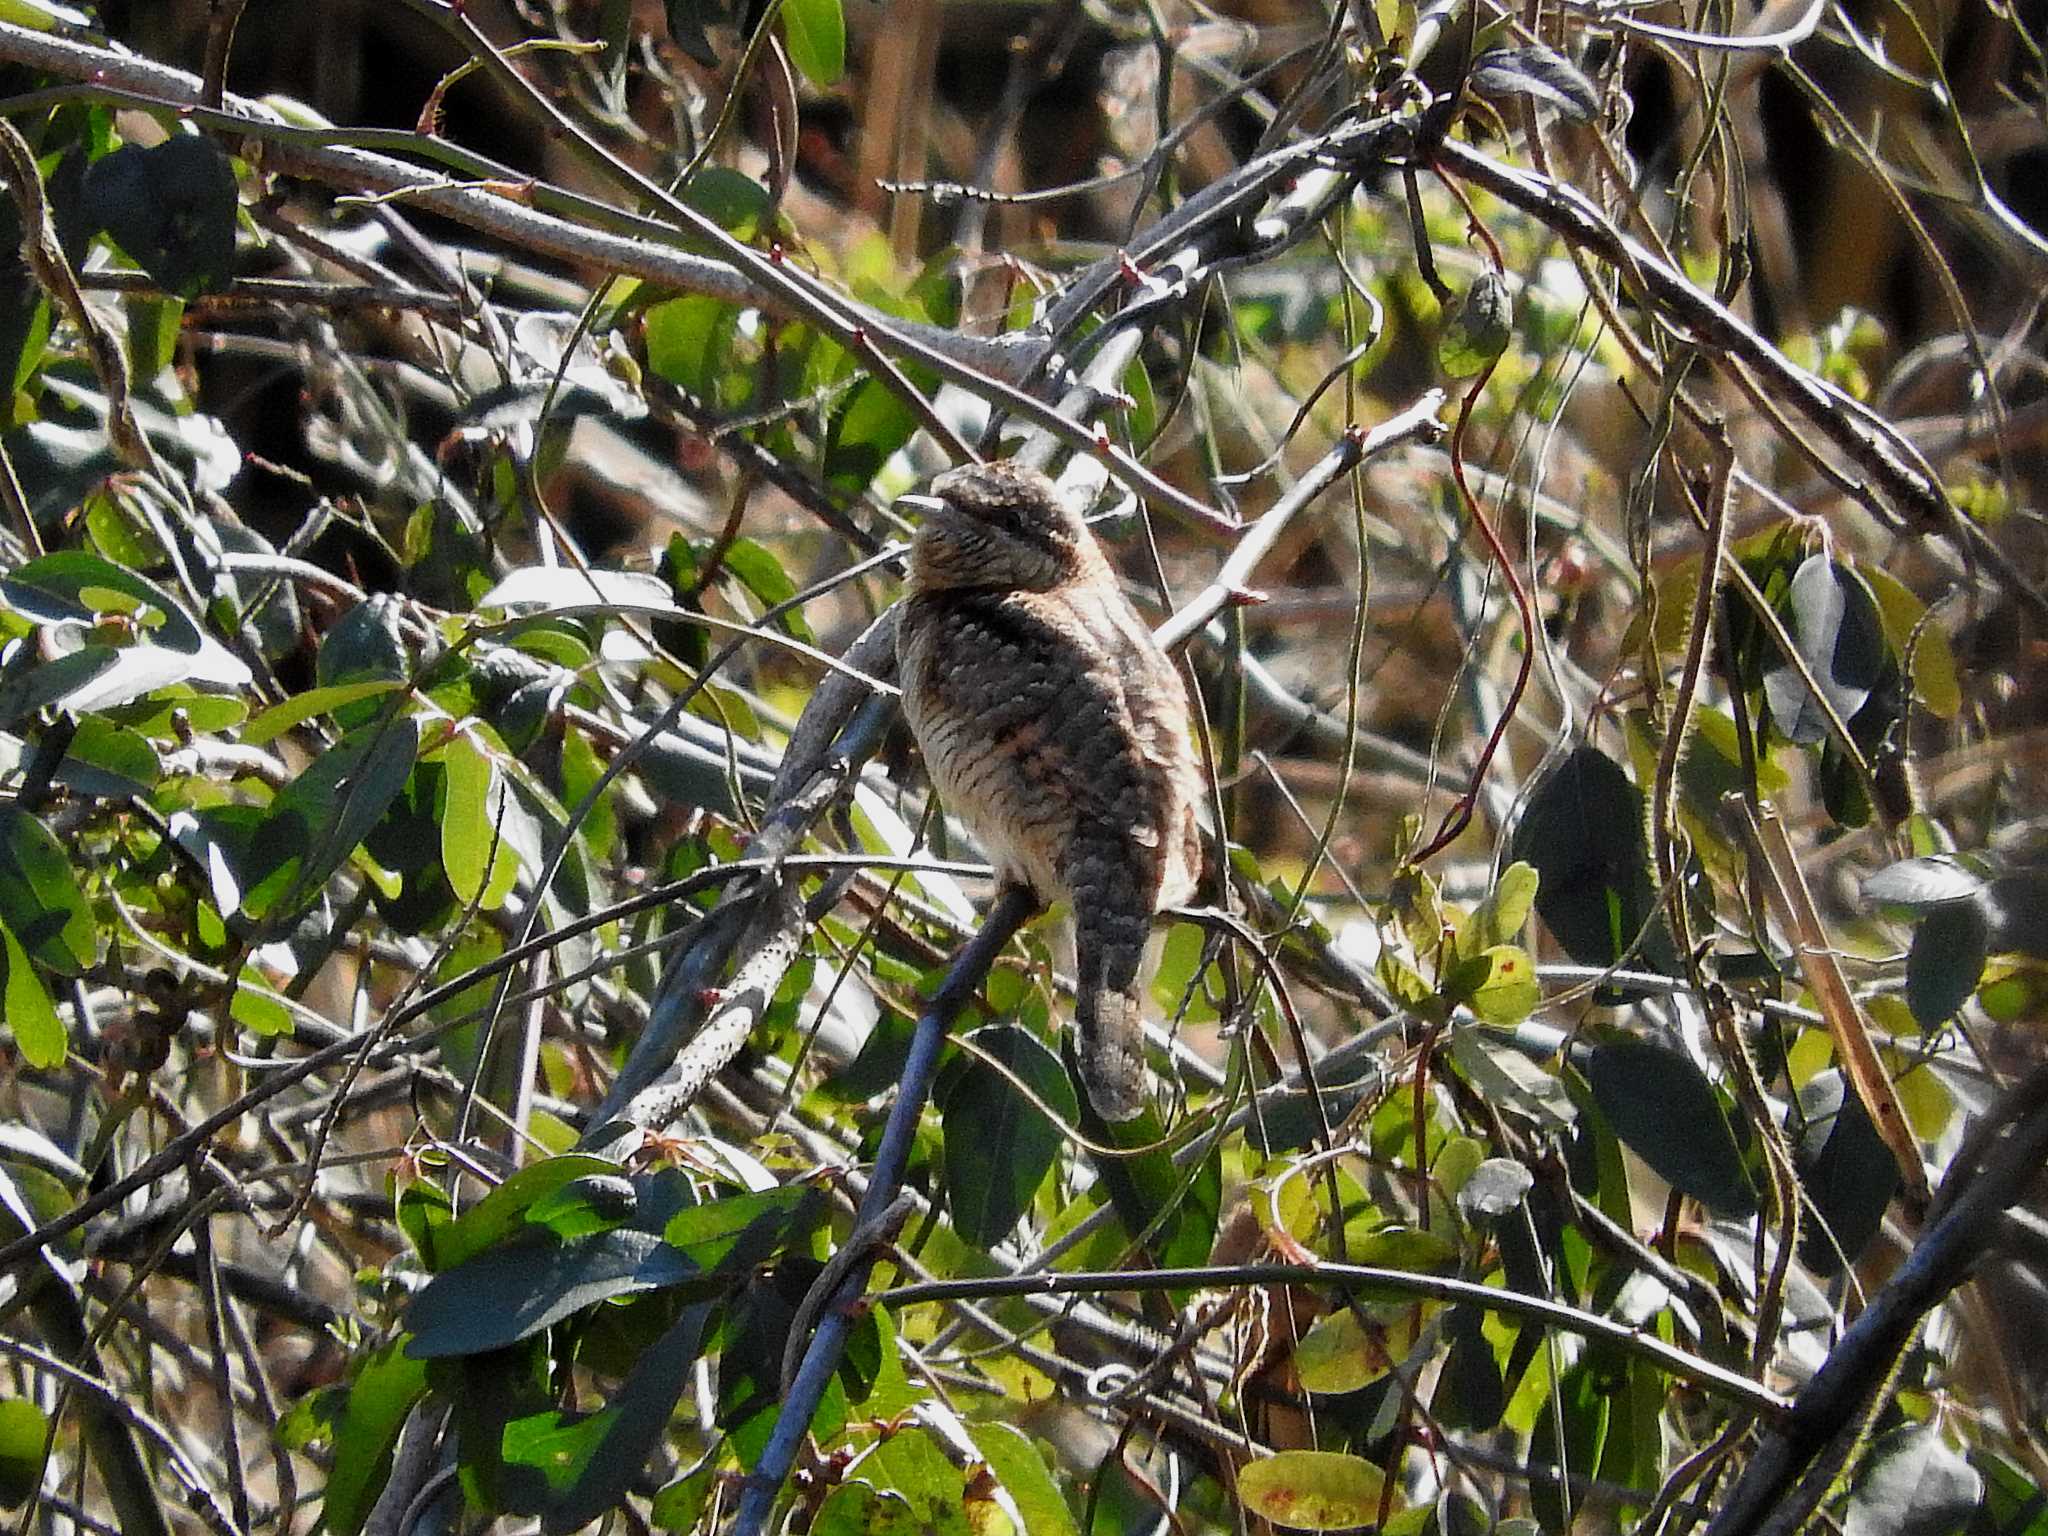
[0,922,64,1069]
[1239,1451,1387,1530]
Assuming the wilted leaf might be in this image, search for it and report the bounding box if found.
[1239,1451,1386,1531]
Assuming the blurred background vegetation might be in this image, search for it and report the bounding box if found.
[0,0,2044,1531]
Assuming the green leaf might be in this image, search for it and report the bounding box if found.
[1459,861,1539,956]
[1905,903,1988,1029]
[1442,944,1540,1026]
[1238,1451,1387,1530]
[1763,554,1886,746]
[662,1185,818,1273]
[942,1024,1075,1246]
[965,1423,1079,1536]
[1438,271,1512,378]
[405,1229,699,1358]
[643,295,733,400]
[1510,745,1670,981]
[681,167,771,243]
[1293,1308,1399,1395]
[230,974,292,1038]
[425,1153,625,1273]
[498,1302,712,1533]
[240,681,404,747]
[781,0,845,84]
[0,1397,48,1508]
[52,716,159,798]
[1860,562,1961,720]
[843,1426,972,1533]
[322,1339,430,1536]
[1584,1037,1756,1215]
[241,715,420,922]
[0,806,97,975]
[80,134,239,297]
[1449,1026,1576,1130]
[440,731,520,911]
[1070,1058,1221,1277]
[825,377,919,493]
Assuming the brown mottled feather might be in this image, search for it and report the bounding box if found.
[896,463,1203,1120]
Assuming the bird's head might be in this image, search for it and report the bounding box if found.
[899,461,1096,593]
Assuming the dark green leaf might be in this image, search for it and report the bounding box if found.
[314,596,411,731]
[941,1024,1076,1247]
[1764,555,1887,746]
[1439,271,1513,378]
[1510,745,1669,980]
[0,806,97,975]
[242,715,420,922]
[1531,1365,1610,1534]
[1796,1072,1898,1276]
[498,1302,712,1533]
[80,134,238,297]
[1905,903,1988,1029]
[1584,1037,1756,1215]
[405,1230,699,1358]
[1434,1306,1505,1431]
[663,0,726,65]
[1845,1423,1982,1536]
[4,549,201,651]
[1988,874,2048,961]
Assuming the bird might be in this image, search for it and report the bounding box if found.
[894,460,1205,1121]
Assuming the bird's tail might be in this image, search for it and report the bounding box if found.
[1074,903,1151,1122]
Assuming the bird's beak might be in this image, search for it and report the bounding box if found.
[895,493,947,517]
